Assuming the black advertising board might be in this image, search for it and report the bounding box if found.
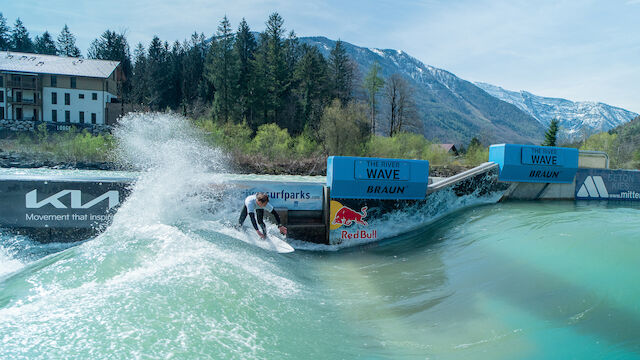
[0,176,132,229]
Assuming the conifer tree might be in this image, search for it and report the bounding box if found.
[167,40,184,109]
[363,62,385,134]
[11,18,34,53]
[294,44,329,133]
[542,118,560,146]
[34,31,57,55]
[88,30,132,99]
[181,33,208,108]
[263,12,287,124]
[57,24,81,57]
[249,33,270,129]
[131,43,149,104]
[205,16,238,123]
[146,36,171,109]
[0,13,10,51]
[234,19,257,124]
[329,40,354,104]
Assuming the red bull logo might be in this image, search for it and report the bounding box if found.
[332,206,368,226]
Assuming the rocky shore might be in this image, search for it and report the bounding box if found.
[0,151,118,171]
[0,150,470,177]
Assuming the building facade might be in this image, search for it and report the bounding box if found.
[0,52,122,126]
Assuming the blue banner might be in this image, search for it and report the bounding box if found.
[327,156,429,200]
[575,169,640,201]
[226,180,324,210]
[489,144,578,183]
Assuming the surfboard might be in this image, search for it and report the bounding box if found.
[219,226,295,253]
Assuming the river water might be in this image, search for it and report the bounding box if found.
[1,114,639,359]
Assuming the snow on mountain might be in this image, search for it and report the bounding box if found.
[475,82,638,140]
[299,36,637,144]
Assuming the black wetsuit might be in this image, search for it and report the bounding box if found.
[238,204,282,235]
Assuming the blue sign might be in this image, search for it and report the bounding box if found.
[227,180,324,210]
[575,168,640,201]
[489,144,578,183]
[327,156,429,200]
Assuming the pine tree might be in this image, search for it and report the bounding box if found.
[363,62,384,134]
[234,19,257,124]
[11,18,34,53]
[87,30,132,99]
[57,24,81,57]
[34,31,57,55]
[263,12,287,125]
[294,44,329,133]
[167,40,184,109]
[0,13,10,51]
[131,43,149,104]
[146,36,171,109]
[181,33,208,108]
[249,33,270,129]
[205,16,238,123]
[329,39,354,104]
[542,118,560,146]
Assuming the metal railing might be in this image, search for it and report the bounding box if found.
[7,80,38,89]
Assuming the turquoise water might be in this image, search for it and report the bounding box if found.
[1,114,640,359]
[2,195,639,359]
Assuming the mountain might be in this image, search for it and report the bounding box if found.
[300,36,546,145]
[474,82,639,142]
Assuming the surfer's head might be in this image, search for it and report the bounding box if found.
[256,193,269,205]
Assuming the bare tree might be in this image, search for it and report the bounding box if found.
[384,73,418,136]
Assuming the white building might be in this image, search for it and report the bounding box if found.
[0,51,122,126]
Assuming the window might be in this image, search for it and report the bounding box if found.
[0,75,3,87]
[0,107,4,120]
[52,109,57,122]
[33,109,38,121]
[106,81,109,92]
[16,108,22,120]
[51,92,57,105]
[92,93,98,100]
[65,110,70,122]
[91,113,96,124]
[51,75,57,87]
[79,93,84,99]
[16,91,22,102]
[71,77,76,89]
[79,111,84,123]
[65,93,70,106]
[0,90,3,101]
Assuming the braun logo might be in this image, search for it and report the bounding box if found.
[577,176,609,198]
[25,189,120,209]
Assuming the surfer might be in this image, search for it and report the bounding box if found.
[238,193,287,239]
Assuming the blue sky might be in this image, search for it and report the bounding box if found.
[5,0,640,112]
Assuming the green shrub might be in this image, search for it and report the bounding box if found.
[250,123,292,160]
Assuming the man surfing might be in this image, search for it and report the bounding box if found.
[238,193,287,239]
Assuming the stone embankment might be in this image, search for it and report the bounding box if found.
[0,151,118,171]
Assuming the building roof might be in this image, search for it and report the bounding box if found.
[0,51,120,79]
[438,144,457,152]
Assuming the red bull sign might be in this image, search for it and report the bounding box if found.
[329,200,377,244]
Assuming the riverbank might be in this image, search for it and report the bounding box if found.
[0,149,471,177]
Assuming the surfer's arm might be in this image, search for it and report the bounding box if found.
[270,209,282,226]
[270,209,288,235]
[249,212,267,238]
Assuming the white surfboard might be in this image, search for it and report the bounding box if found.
[219,226,294,253]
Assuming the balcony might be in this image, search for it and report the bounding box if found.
[7,96,42,106]
[7,79,38,90]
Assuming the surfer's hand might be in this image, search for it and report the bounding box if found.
[256,230,266,239]
[278,226,287,235]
